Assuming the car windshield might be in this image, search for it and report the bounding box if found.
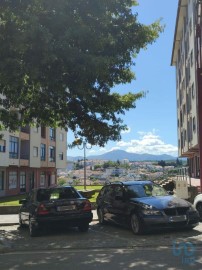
[126,183,168,198]
[36,187,80,202]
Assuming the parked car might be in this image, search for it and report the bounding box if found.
[193,193,202,220]
[19,186,93,237]
[96,180,199,234]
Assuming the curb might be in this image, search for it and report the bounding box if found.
[0,223,19,226]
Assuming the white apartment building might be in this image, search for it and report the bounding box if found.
[0,126,67,197]
[120,159,129,165]
[104,167,127,177]
[171,0,202,187]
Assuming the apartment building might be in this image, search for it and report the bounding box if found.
[171,0,202,188]
[0,126,67,197]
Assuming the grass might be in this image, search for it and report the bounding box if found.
[74,185,103,191]
[0,185,102,206]
[0,194,26,206]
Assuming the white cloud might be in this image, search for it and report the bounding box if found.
[89,147,107,154]
[117,130,178,156]
[109,146,121,151]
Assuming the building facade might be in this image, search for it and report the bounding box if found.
[0,126,67,197]
[171,0,202,188]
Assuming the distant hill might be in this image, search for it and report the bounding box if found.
[67,149,177,162]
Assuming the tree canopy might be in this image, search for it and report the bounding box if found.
[0,0,163,146]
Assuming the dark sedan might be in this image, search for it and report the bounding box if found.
[19,186,93,236]
[96,180,199,234]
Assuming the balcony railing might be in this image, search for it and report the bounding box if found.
[21,126,30,134]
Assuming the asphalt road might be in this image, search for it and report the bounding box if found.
[1,221,202,270]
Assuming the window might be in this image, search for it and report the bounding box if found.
[49,128,55,141]
[40,172,46,186]
[59,132,64,141]
[189,17,192,35]
[51,174,55,185]
[193,117,196,132]
[0,140,6,152]
[189,118,193,141]
[192,83,195,98]
[0,171,4,191]
[49,146,55,162]
[184,129,187,143]
[9,171,17,189]
[181,132,184,149]
[41,144,46,161]
[59,152,63,160]
[33,147,38,157]
[41,126,46,138]
[9,136,19,159]
[20,172,26,193]
[190,50,193,67]
[114,185,124,197]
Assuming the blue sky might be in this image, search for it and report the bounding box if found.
[67,0,179,158]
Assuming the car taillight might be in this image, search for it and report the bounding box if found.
[37,204,49,215]
[83,200,92,211]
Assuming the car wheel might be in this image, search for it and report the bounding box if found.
[130,213,143,235]
[29,219,38,237]
[78,223,89,232]
[97,208,105,224]
[196,202,202,220]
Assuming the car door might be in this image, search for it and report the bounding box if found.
[98,185,115,221]
[110,185,128,225]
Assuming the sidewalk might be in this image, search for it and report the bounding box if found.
[0,210,98,226]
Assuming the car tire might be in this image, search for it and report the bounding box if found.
[97,208,105,224]
[78,223,89,232]
[130,213,144,235]
[29,219,38,237]
[196,202,202,220]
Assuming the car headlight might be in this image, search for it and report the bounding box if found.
[188,205,196,212]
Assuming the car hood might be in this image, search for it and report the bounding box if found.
[131,196,191,210]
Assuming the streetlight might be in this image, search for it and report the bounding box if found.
[75,139,92,190]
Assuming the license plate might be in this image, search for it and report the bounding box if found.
[169,215,187,222]
[57,205,76,211]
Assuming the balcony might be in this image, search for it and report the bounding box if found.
[20,139,29,166]
[21,125,30,134]
[20,153,29,166]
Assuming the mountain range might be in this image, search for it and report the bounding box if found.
[67,149,177,162]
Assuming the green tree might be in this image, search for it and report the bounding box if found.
[0,0,163,146]
[57,178,67,186]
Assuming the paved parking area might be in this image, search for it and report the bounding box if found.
[1,221,202,253]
